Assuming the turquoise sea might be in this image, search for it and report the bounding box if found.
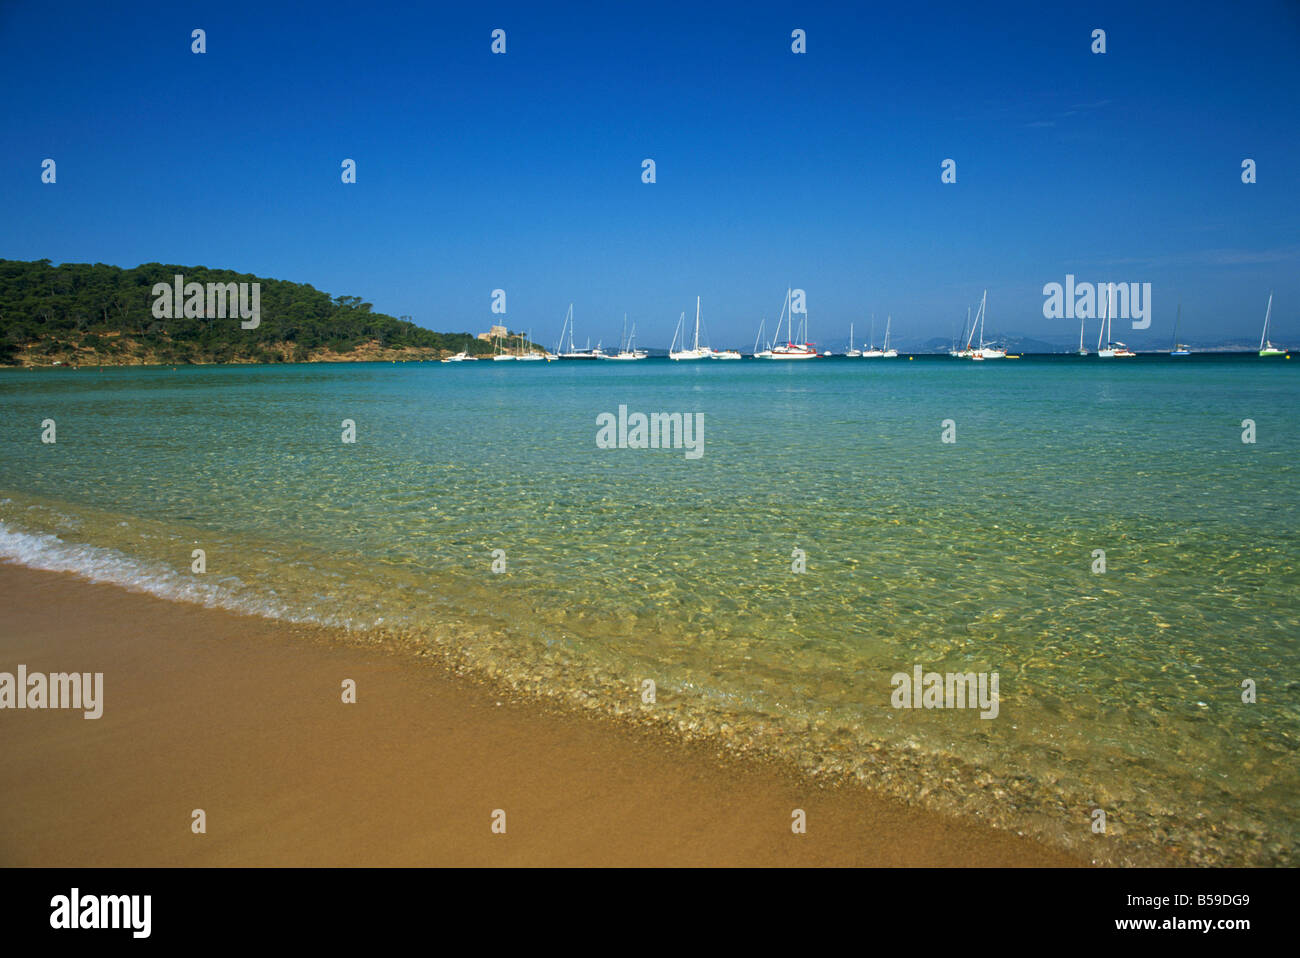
[1,355,1296,865]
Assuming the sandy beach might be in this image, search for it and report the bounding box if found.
[0,562,1081,867]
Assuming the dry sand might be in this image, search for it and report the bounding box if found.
[0,563,1082,866]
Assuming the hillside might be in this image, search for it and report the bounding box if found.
[0,259,505,366]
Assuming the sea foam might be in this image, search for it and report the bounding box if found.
[0,521,338,629]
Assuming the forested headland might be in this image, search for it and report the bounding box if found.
[0,259,511,365]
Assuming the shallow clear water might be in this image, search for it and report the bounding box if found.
[2,356,1296,864]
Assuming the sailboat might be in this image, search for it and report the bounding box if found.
[965,295,986,360]
[669,297,711,360]
[1170,304,1191,356]
[752,318,772,359]
[951,307,974,357]
[845,321,862,357]
[516,329,546,361]
[491,329,515,360]
[555,304,604,359]
[710,346,742,359]
[1096,291,1113,357]
[1259,292,1285,356]
[881,315,899,358]
[960,291,1004,359]
[863,313,885,358]
[1077,311,1088,356]
[975,294,1005,359]
[762,288,819,359]
[604,315,648,360]
[1096,286,1135,357]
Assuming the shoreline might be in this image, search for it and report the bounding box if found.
[0,349,465,369]
[1,349,1288,370]
[0,562,1084,866]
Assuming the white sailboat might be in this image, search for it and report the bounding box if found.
[604,315,648,360]
[968,297,987,359]
[1077,311,1088,356]
[669,297,711,360]
[951,307,974,357]
[1096,290,1113,357]
[762,288,819,359]
[881,315,899,358]
[846,321,862,357]
[516,328,546,360]
[1097,286,1135,357]
[863,313,885,358]
[1170,304,1191,356]
[491,329,515,360]
[960,291,1003,359]
[752,317,772,359]
[976,293,1004,359]
[555,304,604,359]
[1259,292,1285,356]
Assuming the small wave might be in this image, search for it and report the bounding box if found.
[0,520,347,629]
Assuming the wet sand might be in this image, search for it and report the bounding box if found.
[0,563,1082,866]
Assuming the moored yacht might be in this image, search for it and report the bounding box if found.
[752,317,773,358]
[961,291,1005,359]
[1170,304,1191,356]
[669,298,712,360]
[863,313,884,357]
[555,304,604,359]
[491,330,516,360]
[761,289,819,359]
[1259,292,1285,356]
[1096,286,1135,357]
[951,306,975,357]
[516,329,547,360]
[604,316,648,360]
[880,315,899,357]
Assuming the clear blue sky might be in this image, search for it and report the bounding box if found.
[2,1,1298,348]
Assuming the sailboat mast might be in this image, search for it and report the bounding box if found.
[694,296,701,351]
[1261,292,1273,349]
